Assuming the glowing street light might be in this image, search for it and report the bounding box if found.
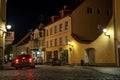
[6,25,12,30]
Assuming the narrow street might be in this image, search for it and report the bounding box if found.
[0,63,119,80]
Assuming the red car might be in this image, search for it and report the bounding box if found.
[11,54,35,69]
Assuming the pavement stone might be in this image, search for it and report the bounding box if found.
[75,65,120,76]
[0,63,120,80]
[90,67,120,75]
[2,62,120,76]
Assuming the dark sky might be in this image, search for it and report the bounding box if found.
[6,0,75,43]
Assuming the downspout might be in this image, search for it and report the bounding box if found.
[113,0,119,67]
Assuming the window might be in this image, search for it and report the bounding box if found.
[65,21,68,30]
[54,39,57,46]
[54,26,57,34]
[34,40,39,47]
[59,24,62,32]
[97,9,100,14]
[50,40,52,47]
[46,51,52,61]
[6,32,11,36]
[65,36,68,45]
[46,41,48,48]
[107,9,110,16]
[46,30,48,36]
[87,8,92,14]
[42,39,44,46]
[50,27,52,35]
[40,30,44,37]
[39,40,41,46]
[39,31,42,37]
[59,37,62,46]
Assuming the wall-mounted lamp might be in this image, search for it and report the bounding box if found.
[0,25,12,38]
[68,40,73,47]
[6,25,12,30]
[103,28,110,38]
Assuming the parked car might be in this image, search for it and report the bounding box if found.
[11,54,35,69]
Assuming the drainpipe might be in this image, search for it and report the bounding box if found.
[113,0,119,67]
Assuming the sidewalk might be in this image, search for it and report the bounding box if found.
[3,62,13,70]
[87,66,120,75]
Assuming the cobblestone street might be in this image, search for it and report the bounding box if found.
[0,64,120,80]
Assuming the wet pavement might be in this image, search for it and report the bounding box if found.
[0,63,120,80]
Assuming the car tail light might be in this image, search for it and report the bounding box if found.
[29,58,32,63]
[22,57,25,59]
[15,59,19,64]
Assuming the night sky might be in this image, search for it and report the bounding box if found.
[6,0,75,43]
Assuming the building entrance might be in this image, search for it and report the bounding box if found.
[85,48,95,66]
[60,50,68,64]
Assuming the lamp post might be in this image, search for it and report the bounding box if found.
[0,25,11,69]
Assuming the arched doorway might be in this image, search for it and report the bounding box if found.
[84,48,95,66]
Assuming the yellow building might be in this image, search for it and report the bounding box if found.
[44,0,115,66]
[44,9,72,64]
[0,0,7,66]
[70,0,114,66]
[114,0,120,66]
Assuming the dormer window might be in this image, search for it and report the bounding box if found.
[87,7,92,14]
[107,9,110,16]
[97,9,101,14]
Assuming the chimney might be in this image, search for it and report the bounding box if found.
[50,16,60,22]
[59,5,71,17]
[64,5,68,10]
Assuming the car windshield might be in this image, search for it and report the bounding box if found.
[17,54,32,59]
